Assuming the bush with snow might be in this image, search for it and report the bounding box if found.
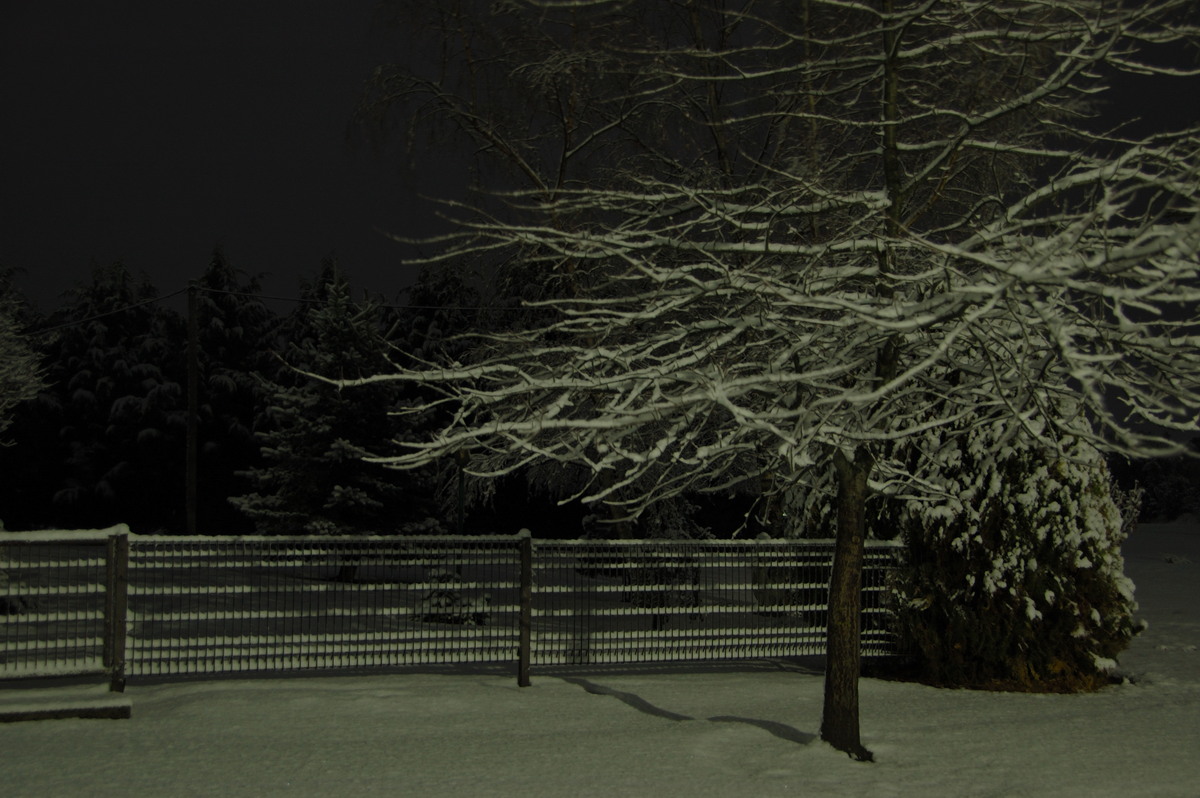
[783,419,1143,691]
[890,425,1142,691]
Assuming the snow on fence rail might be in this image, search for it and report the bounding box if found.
[126,535,521,677]
[530,540,898,667]
[2,531,902,684]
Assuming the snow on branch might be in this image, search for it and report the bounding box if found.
[351,1,1200,518]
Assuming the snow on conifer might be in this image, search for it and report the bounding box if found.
[1,263,188,531]
[0,279,44,443]
[233,261,444,536]
[893,423,1142,690]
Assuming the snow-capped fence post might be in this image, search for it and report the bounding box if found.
[103,531,129,693]
[517,529,533,687]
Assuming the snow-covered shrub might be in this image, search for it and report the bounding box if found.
[633,496,714,540]
[419,563,490,625]
[891,425,1141,691]
[1111,478,1144,541]
[782,419,1144,691]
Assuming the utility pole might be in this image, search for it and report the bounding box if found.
[187,282,199,535]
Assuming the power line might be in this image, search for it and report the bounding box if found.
[25,287,189,336]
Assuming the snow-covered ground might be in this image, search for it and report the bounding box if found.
[2,521,1196,797]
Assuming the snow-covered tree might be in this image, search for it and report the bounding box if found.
[894,426,1141,691]
[354,1,1200,759]
[232,262,444,536]
[791,414,1143,691]
[192,249,278,532]
[2,263,187,531]
[0,282,44,444]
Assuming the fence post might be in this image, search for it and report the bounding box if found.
[104,533,130,693]
[517,529,532,687]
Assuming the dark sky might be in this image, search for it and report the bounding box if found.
[3,3,1197,314]
[2,1,428,312]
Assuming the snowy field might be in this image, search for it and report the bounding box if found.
[2,521,1196,797]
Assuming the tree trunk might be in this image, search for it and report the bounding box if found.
[820,0,896,760]
[821,449,874,762]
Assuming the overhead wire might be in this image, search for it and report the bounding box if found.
[24,287,189,336]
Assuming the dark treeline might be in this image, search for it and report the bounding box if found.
[0,251,484,535]
[0,251,745,538]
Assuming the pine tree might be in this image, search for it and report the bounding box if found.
[192,248,278,531]
[0,275,44,444]
[1128,442,1200,521]
[3,263,187,531]
[233,262,444,536]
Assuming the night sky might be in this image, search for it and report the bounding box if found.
[2,1,430,312]
[3,3,1198,314]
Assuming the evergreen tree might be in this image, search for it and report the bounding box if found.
[233,262,444,535]
[0,274,45,444]
[1,263,187,531]
[192,248,278,531]
[890,423,1142,692]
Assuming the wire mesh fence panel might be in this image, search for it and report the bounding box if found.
[0,533,112,679]
[860,545,903,657]
[530,540,901,666]
[126,536,522,677]
[4,531,901,681]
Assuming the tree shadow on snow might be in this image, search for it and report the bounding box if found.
[707,715,816,744]
[562,677,694,721]
[561,676,815,744]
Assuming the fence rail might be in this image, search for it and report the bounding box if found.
[0,530,127,692]
[530,540,898,670]
[2,529,902,684]
[125,535,521,677]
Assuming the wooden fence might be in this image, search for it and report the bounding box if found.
[2,529,903,685]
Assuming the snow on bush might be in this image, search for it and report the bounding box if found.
[891,424,1142,691]
[419,563,491,625]
[786,421,1143,691]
